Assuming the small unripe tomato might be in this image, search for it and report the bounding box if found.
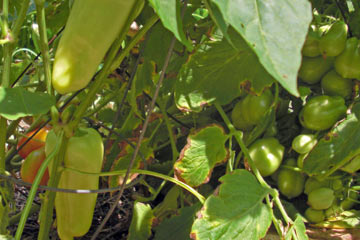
[20,147,49,185]
[292,134,317,154]
[277,159,305,199]
[17,127,49,159]
[334,37,360,79]
[305,208,325,223]
[231,90,273,131]
[298,56,334,84]
[248,137,284,177]
[319,21,348,57]
[307,187,335,210]
[321,70,353,99]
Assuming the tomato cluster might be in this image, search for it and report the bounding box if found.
[230,20,359,225]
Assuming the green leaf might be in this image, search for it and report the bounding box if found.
[174,125,229,187]
[0,87,55,120]
[154,203,201,240]
[191,169,272,240]
[303,106,360,176]
[175,30,274,112]
[285,215,308,240]
[212,0,312,97]
[128,202,154,240]
[149,0,193,51]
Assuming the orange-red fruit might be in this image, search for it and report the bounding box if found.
[20,147,49,185]
[17,128,49,159]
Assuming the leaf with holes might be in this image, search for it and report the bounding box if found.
[0,87,55,120]
[191,170,272,240]
[174,125,229,187]
[174,29,274,112]
[212,0,312,97]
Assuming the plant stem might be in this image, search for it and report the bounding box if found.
[159,102,179,162]
[35,0,52,94]
[37,131,68,240]
[0,0,11,172]
[15,131,64,240]
[12,0,30,39]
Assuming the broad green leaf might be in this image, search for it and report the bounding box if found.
[174,125,229,187]
[154,204,201,240]
[0,87,55,120]
[191,170,272,240]
[303,106,360,176]
[175,30,274,112]
[128,202,154,240]
[108,139,153,188]
[212,0,312,97]
[149,0,193,51]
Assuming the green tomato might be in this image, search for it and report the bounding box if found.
[277,159,305,199]
[325,202,342,218]
[299,95,347,131]
[321,70,353,99]
[319,21,348,57]
[292,134,317,154]
[231,89,273,131]
[298,56,334,84]
[334,37,360,79]
[304,177,330,195]
[302,25,322,57]
[248,137,284,177]
[305,208,325,223]
[308,187,335,210]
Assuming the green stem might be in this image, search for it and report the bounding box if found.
[35,0,52,94]
[214,101,270,188]
[0,0,11,172]
[159,102,179,162]
[67,167,205,204]
[15,131,63,240]
[214,101,296,235]
[12,0,30,39]
[0,119,6,171]
[38,131,68,240]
